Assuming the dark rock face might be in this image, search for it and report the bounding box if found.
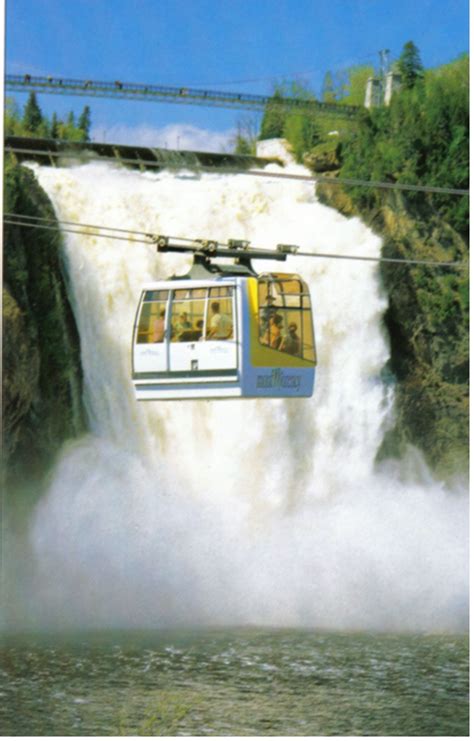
[3,163,85,496]
[303,139,342,173]
[317,181,469,480]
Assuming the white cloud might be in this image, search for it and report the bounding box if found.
[90,122,237,153]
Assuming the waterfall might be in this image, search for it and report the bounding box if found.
[26,152,468,632]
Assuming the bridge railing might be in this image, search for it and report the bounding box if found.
[6,74,360,117]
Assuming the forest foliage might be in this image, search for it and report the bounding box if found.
[5,92,92,141]
[340,51,469,239]
[254,44,468,239]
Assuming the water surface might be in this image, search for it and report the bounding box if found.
[0,629,468,735]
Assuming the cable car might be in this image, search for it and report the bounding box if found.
[132,238,317,400]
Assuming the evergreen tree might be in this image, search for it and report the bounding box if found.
[78,105,91,141]
[398,41,424,89]
[259,90,287,139]
[22,92,43,133]
[50,112,59,139]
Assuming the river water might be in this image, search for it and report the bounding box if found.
[0,629,468,736]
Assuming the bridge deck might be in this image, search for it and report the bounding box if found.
[7,74,360,118]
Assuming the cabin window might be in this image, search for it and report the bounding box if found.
[209,286,233,298]
[137,286,236,345]
[258,276,316,362]
[170,289,206,342]
[206,293,234,340]
[136,290,169,344]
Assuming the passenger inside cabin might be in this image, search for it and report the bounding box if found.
[207,302,233,339]
[152,309,166,342]
[178,320,204,342]
[281,322,301,356]
[177,312,192,334]
[268,314,283,350]
[260,295,277,338]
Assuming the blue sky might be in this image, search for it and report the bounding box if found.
[6,0,470,150]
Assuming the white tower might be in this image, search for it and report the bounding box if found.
[384,69,402,105]
[364,77,383,108]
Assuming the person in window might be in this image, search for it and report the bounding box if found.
[177,311,192,340]
[260,294,277,340]
[207,301,233,339]
[281,322,301,356]
[196,319,204,340]
[269,314,283,350]
[152,309,166,342]
[180,319,204,342]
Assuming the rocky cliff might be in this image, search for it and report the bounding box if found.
[3,162,85,497]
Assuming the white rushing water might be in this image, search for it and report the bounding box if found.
[26,151,468,632]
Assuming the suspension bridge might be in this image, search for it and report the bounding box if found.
[6,73,360,118]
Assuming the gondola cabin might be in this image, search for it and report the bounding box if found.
[132,239,317,400]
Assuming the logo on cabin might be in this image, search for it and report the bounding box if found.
[256,369,301,391]
[140,348,161,356]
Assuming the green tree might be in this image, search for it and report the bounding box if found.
[322,71,337,103]
[398,41,424,89]
[6,97,94,143]
[5,98,22,136]
[259,81,319,142]
[260,89,287,139]
[50,112,59,139]
[78,106,91,141]
[343,65,375,105]
[233,116,258,155]
[284,111,320,162]
[22,92,43,133]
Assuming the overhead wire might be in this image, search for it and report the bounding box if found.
[4,212,468,270]
[183,51,380,87]
[3,217,152,245]
[214,167,468,196]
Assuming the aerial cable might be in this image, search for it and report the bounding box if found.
[4,212,154,240]
[245,169,468,196]
[4,213,468,270]
[3,217,152,245]
[198,166,468,196]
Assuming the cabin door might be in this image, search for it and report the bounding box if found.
[168,286,238,375]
